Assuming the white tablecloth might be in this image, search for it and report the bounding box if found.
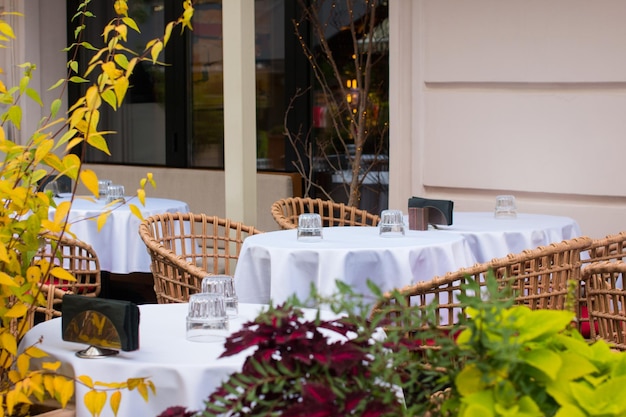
[20,303,330,417]
[49,195,189,274]
[436,212,582,263]
[234,226,477,305]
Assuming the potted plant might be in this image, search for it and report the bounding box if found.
[160,276,626,417]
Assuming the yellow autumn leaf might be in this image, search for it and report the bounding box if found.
[97,212,109,231]
[0,271,18,287]
[0,244,11,263]
[24,345,49,359]
[84,390,107,416]
[78,375,94,389]
[50,267,75,282]
[43,375,55,397]
[80,169,99,198]
[5,302,28,319]
[53,201,71,225]
[6,389,16,415]
[137,188,146,205]
[86,133,111,155]
[137,381,149,401]
[129,204,143,220]
[110,390,121,416]
[26,266,41,284]
[34,139,54,164]
[150,40,163,64]
[0,332,17,355]
[114,0,128,16]
[58,378,74,407]
[42,361,61,371]
[113,75,128,106]
[16,353,29,377]
[0,21,16,39]
[85,85,101,111]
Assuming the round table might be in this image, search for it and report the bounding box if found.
[233,226,477,305]
[435,212,582,263]
[20,303,334,417]
[49,195,189,274]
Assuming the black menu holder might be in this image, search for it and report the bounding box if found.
[408,197,454,230]
[62,294,140,358]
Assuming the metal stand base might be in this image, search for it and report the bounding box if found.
[76,345,119,359]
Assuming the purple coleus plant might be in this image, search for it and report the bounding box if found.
[201,303,404,417]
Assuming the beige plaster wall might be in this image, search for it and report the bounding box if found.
[389,0,626,239]
[80,164,295,233]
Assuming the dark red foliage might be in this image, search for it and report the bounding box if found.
[205,303,402,416]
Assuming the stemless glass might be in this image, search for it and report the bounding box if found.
[201,275,238,318]
[186,293,229,343]
[494,195,517,219]
[297,213,323,242]
[106,184,125,204]
[43,180,60,198]
[98,179,112,200]
[379,209,405,237]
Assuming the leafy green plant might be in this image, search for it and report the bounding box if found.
[444,277,626,417]
[0,1,194,415]
[188,274,626,417]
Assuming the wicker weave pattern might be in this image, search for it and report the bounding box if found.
[138,212,263,303]
[582,260,626,350]
[371,236,593,336]
[31,235,101,322]
[583,231,626,265]
[270,197,381,230]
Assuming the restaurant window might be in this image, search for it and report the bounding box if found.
[67,1,388,178]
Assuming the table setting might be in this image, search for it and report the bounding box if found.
[19,271,337,417]
[48,180,190,274]
[235,194,583,305]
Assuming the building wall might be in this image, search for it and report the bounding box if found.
[389,0,626,239]
[29,0,626,239]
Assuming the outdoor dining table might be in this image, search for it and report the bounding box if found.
[234,226,477,305]
[233,212,583,306]
[434,212,582,263]
[49,194,190,274]
[20,303,331,417]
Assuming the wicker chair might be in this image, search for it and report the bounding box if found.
[30,234,101,323]
[582,260,626,350]
[138,212,263,303]
[270,197,381,230]
[371,236,593,337]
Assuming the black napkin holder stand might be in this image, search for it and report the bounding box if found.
[62,294,140,358]
[408,197,454,230]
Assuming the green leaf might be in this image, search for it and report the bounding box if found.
[50,98,62,117]
[122,17,140,33]
[69,76,89,83]
[25,87,43,106]
[521,348,562,381]
[514,308,573,343]
[6,104,22,129]
[101,89,117,110]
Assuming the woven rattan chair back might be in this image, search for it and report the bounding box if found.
[139,212,263,303]
[270,197,381,230]
[582,260,626,350]
[572,231,626,334]
[371,236,593,338]
[583,232,626,265]
[30,234,101,323]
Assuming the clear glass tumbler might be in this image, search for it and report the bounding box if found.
[201,275,238,318]
[186,292,229,343]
